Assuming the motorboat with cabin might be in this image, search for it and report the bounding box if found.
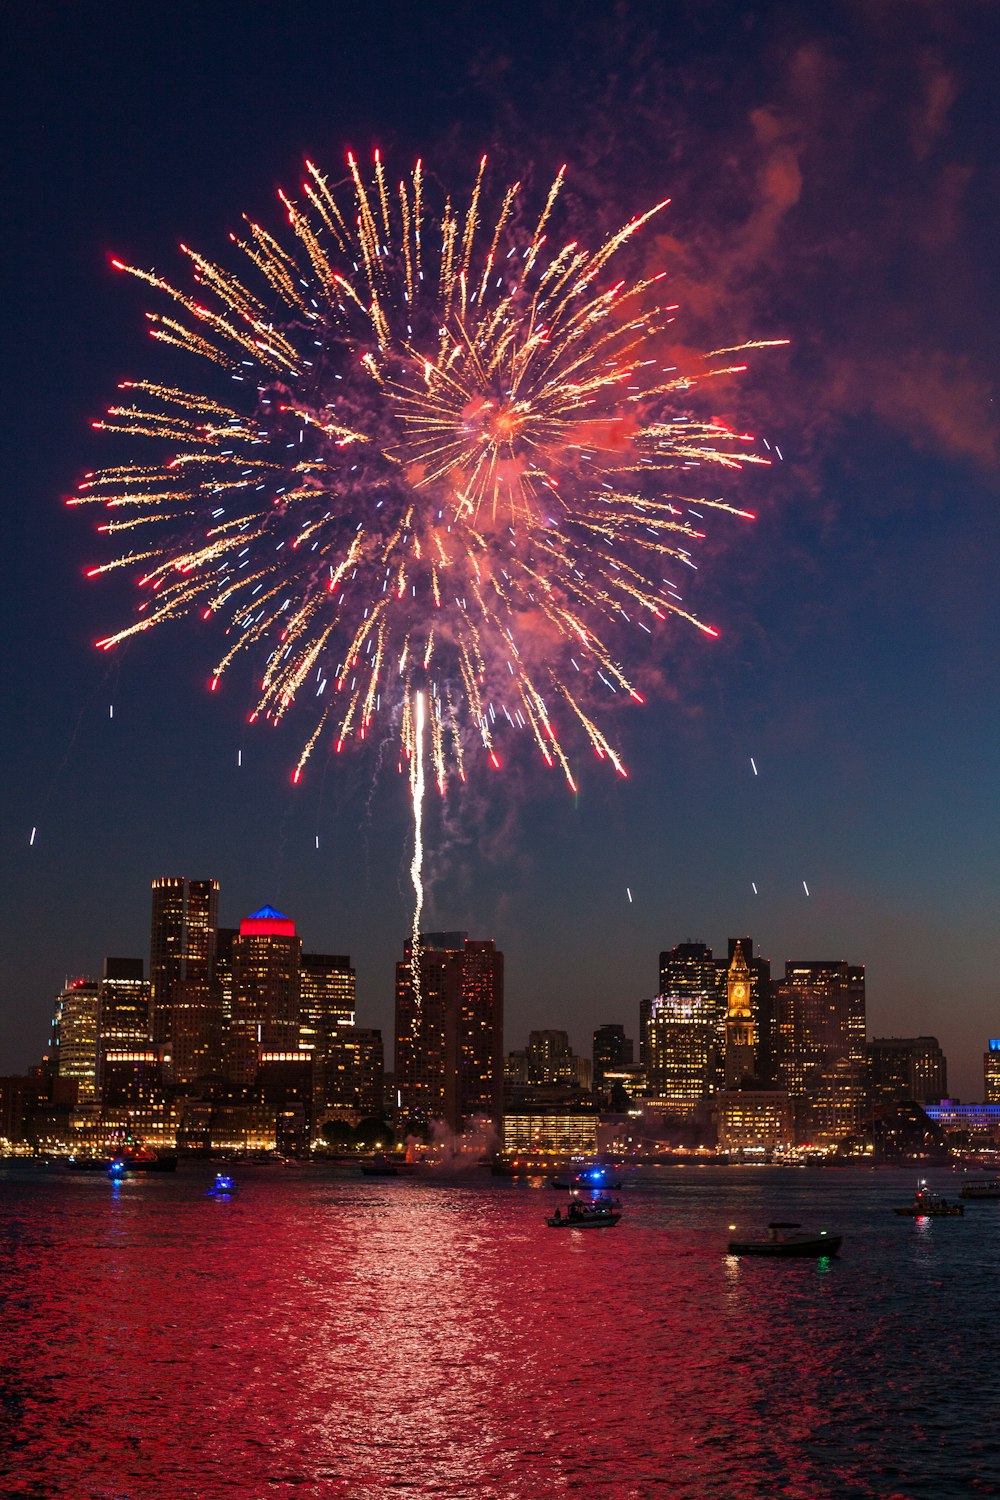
[726,1222,842,1257]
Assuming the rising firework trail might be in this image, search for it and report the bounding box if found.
[73,153,781,969]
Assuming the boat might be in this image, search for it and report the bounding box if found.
[959,1179,1000,1200]
[361,1155,401,1176]
[64,1155,113,1172]
[727,1222,842,1257]
[550,1165,623,1191]
[207,1172,237,1196]
[107,1144,179,1176]
[893,1182,964,1217]
[546,1196,622,1229]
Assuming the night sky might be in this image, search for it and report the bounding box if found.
[2,2,997,1097]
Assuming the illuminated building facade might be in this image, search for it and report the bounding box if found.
[227,906,302,1091]
[646,991,718,1110]
[723,942,755,1089]
[647,942,720,1108]
[501,1107,598,1158]
[715,1090,792,1154]
[96,957,150,1094]
[773,960,866,1143]
[101,1051,162,1108]
[866,1037,948,1109]
[395,932,504,1129]
[985,1041,1000,1104]
[149,877,220,1083]
[300,951,359,1115]
[52,979,100,1103]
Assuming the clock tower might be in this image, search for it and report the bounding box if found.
[724,941,755,1089]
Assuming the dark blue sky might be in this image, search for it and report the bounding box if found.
[2,1,997,1096]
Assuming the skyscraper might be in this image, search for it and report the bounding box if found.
[96,957,151,1097]
[52,979,100,1104]
[866,1037,947,1109]
[227,906,302,1092]
[648,943,721,1108]
[986,1041,1000,1104]
[149,877,219,1082]
[395,932,503,1130]
[300,951,362,1116]
[773,960,866,1143]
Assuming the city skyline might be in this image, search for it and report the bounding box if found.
[11,869,993,1104]
[3,4,998,1103]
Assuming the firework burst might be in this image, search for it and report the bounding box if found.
[74,154,780,797]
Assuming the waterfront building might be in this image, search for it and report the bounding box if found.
[985,1040,1000,1104]
[501,1106,598,1158]
[395,932,503,1129]
[924,1100,1000,1146]
[866,1037,948,1109]
[715,1090,792,1154]
[150,877,220,1083]
[227,906,302,1091]
[51,979,100,1103]
[593,1024,634,1090]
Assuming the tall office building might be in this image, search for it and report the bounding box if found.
[773,960,866,1142]
[149,877,220,1082]
[96,957,151,1096]
[648,943,722,1108]
[645,991,719,1110]
[227,906,302,1091]
[52,979,100,1103]
[593,1024,634,1090]
[395,932,503,1130]
[986,1040,1000,1104]
[300,951,364,1116]
[866,1037,947,1108]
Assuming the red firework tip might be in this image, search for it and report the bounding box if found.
[110,257,126,271]
[701,625,720,638]
[335,738,344,753]
[248,712,258,723]
[489,752,501,770]
[210,677,219,692]
[292,769,302,784]
[616,764,629,779]
[97,638,114,651]
[567,775,578,793]
[85,567,100,577]
[630,690,645,704]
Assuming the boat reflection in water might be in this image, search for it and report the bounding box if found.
[727,1221,842,1257]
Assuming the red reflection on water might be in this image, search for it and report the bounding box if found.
[0,1166,992,1498]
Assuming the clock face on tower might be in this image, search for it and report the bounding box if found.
[732,982,747,1002]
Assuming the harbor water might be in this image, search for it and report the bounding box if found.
[2,1164,999,1498]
